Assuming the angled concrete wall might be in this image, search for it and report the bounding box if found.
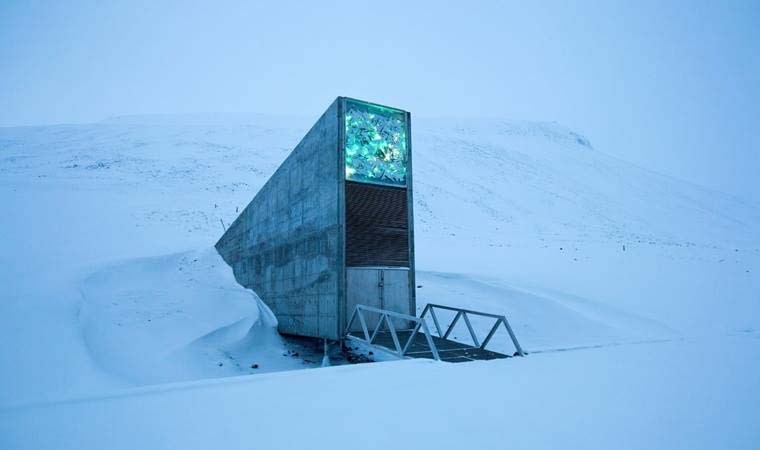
[215,99,343,340]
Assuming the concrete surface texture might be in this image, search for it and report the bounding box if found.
[216,99,343,339]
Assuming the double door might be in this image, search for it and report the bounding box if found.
[346,267,411,331]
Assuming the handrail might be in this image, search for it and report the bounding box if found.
[419,303,525,356]
[345,305,441,360]
[344,303,526,361]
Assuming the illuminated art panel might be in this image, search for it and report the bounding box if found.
[344,99,408,187]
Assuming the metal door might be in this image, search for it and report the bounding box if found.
[382,269,411,329]
[346,267,410,331]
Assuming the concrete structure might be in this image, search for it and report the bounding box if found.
[216,97,415,340]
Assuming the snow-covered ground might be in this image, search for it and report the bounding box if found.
[0,113,758,449]
[79,247,311,385]
[3,335,758,450]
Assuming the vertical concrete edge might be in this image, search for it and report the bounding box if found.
[336,96,347,339]
[405,111,417,316]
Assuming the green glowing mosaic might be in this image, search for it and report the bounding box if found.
[344,99,408,187]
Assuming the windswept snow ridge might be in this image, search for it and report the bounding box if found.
[79,248,308,385]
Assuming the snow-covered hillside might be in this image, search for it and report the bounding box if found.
[0,114,758,449]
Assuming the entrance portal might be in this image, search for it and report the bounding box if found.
[346,267,410,330]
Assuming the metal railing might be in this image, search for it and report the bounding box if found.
[344,303,526,360]
[419,303,525,356]
[345,304,441,360]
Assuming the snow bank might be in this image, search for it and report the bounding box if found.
[2,334,758,450]
[79,248,305,385]
[414,271,677,353]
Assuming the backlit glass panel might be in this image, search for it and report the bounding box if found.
[344,99,408,187]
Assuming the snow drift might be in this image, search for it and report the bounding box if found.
[79,248,306,384]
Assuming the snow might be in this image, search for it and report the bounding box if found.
[80,248,308,385]
[2,336,758,450]
[0,114,758,448]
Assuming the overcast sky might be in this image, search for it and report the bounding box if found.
[1,1,758,200]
